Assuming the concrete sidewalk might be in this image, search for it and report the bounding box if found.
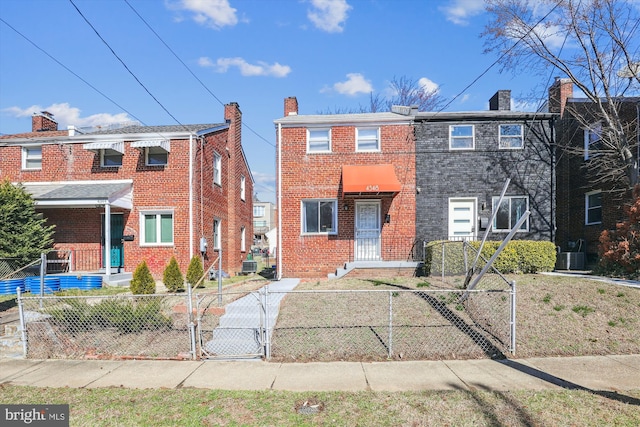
[1,354,638,392]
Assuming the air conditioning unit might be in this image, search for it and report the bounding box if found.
[241,260,258,274]
[556,252,585,270]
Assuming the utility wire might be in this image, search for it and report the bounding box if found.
[123,0,276,148]
[69,0,189,131]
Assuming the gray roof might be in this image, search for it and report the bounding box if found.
[85,123,226,135]
[413,110,557,122]
[24,182,131,200]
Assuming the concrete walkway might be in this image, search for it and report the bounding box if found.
[0,354,638,393]
[542,271,640,288]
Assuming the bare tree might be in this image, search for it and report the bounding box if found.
[482,0,640,190]
[319,75,446,114]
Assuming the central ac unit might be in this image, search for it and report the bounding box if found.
[556,252,585,270]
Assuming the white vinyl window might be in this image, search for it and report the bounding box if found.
[101,149,123,167]
[253,205,265,217]
[145,147,168,166]
[450,125,474,150]
[241,226,246,252]
[307,128,331,153]
[499,124,524,149]
[22,146,42,170]
[213,218,221,249]
[585,191,602,225]
[213,152,222,186]
[140,211,173,246]
[492,196,529,232]
[240,175,246,201]
[356,127,380,151]
[584,122,602,160]
[302,200,337,234]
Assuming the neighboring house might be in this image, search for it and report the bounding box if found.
[274,97,417,279]
[0,103,253,281]
[551,78,640,266]
[414,90,557,245]
[252,197,276,249]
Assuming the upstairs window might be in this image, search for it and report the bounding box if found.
[499,124,524,149]
[254,205,265,217]
[585,191,602,225]
[240,175,246,201]
[492,196,529,232]
[450,125,474,150]
[145,146,168,166]
[22,146,42,170]
[307,128,331,153]
[302,199,337,234]
[356,127,380,151]
[213,152,222,186]
[101,149,123,167]
[584,122,602,160]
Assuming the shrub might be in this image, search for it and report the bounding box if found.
[597,186,640,279]
[163,256,184,292]
[186,255,205,288]
[130,261,155,295]
[469,240,556,274]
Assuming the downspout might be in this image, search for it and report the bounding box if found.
[189,133,194,260]
[550,116,556,243]
[105,203,111,281]
[277,123,283,280]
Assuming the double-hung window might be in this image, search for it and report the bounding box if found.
[307,128,331,153]
[213,219,221,249]
[101,149,123,167]
[585,191,602,225]
[213,152,222,186]
[356,127,380,151]
[240,175,246,201]
[450,125,474,150]
[141,211,173,245]
[492,196,529,232]
[253,205,265,217]
[240,226,246,252]
[22,146,42,170]
[499,124,524,149]
[145,147,168,166]
[584,122,602,160]
[302,200,337,234]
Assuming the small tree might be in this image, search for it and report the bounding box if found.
[130,260,155,295]
[597,186,640,279]
[163,256,184,292]
[186,255,205,288]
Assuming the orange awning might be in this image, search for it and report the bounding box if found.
[342,164,402,195]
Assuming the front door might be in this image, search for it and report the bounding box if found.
[355,201,381,260]
[448,198,476,240]
[102,213,124,269]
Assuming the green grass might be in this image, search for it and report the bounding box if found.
[1,386,639,427]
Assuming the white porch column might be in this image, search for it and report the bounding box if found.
[104,203,111,280]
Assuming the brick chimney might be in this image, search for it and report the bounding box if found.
[284,97,298,116]
[548,77,573,117]
[32,111,58,132]
[489,90,511,111]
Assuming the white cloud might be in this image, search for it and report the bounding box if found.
[324,73,373,96]
[440,0,485,26]
[307,0,352,33]
[199,56,291,77]
[3,103,133,129]
[418,77,440,94]
[168,0,238,29]
[459,94,471,104]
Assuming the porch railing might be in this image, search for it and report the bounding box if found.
[349,237,423,262]
[46,249,102,273]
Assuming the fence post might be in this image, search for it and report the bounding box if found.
[187,283,197,360]
[510,280,516,355]
[17,288,27,358]
[388,291,393,359]
[218,248,223,305]
[264,285,270,359]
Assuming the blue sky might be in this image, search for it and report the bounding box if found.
[1,0,556,203]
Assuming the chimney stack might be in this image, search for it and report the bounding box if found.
[548,77,573,116]
[32,111,58,132]
[489,90,511,111]
[284,97,298,116]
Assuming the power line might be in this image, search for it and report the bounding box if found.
[123,0,276,148]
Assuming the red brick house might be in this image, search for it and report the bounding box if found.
[0,103,253,282]
[274,97,418,279]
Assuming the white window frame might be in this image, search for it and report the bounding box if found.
[585,190,603,225]
[492,196,529,232]
[301,199,338,235]
[499,124,524,149]
[307,128,331,153]
[140,211,174,246]
[22,146,42,170]
[356,127,380,152]
[240,226,246,252]
[584,122,602,160]
[449,125,475,150]
[213,218,221,249]
[253,205,265,217]
[240,175,246,201]
[144,146,168,166]
[213,152,222,186]
[100,149,123,168]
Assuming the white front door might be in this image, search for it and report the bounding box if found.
[355,201,381,260]
[448,198,476,240]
